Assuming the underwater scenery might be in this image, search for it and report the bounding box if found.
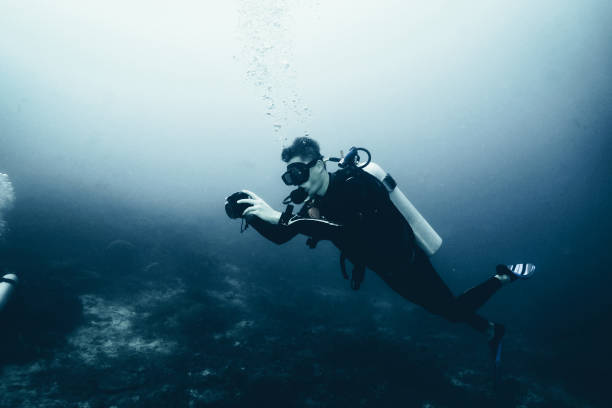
[1,1,611,407]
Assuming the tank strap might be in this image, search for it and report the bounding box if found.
[382,173,397,191]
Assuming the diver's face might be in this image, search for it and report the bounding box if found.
[287,156,324,196]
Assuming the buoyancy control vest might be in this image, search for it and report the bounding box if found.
[325,147,443,289]
[297,165,397,290]
[329,147,443,256]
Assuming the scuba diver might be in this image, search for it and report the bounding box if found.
[225,136,535,373]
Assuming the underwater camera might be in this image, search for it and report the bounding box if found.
[225,191,252,219]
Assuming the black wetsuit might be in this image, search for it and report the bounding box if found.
[247,168,502,334]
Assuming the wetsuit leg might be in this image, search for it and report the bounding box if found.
[454,276,503,312]
[377,247,499,333]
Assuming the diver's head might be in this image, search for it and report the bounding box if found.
[281,137,328,196]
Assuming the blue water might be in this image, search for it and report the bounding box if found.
[1,1,611,406]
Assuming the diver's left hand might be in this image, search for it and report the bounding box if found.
[238,189,282,224]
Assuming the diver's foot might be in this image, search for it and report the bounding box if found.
[495,263,536,284]
[488,323,505,366]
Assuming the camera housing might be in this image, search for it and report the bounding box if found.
[225,192,252,219]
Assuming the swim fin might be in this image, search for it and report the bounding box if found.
[488,323,505,364]
[496,263,536,281]
[488,323,505,388]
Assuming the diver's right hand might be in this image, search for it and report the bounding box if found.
[238,189,282,224]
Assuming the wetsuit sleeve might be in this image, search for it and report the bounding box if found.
[246,199,343,245]
[246,214,300,245]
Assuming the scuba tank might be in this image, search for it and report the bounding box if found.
[329,146,442,256]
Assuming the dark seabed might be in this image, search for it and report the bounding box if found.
[0,168,610,408]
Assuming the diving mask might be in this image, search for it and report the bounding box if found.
[281,158,320,186]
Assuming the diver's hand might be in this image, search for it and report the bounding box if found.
[238,189,282,224]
